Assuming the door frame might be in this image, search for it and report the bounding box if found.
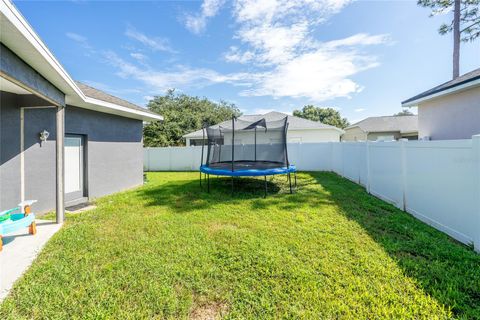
[64,134,88,202]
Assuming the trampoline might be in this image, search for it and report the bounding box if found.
[199,116,297,196]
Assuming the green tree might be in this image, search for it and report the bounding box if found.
[143,89,241,147]
[393,109,415,116]
[418,0,480,78]
[293,105,350,129]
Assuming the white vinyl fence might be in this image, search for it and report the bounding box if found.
[144,136,480,252]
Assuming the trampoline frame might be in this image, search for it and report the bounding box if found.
[199,116,297,197]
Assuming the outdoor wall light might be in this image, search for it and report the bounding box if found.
[39,130,50,146]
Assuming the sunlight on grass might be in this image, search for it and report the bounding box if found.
[1,172,479,319]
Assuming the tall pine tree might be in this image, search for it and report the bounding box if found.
[418,0,479,79]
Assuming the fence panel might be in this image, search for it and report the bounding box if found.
[144,138,480,251]
[368,142,404,209]
[404,140,477,244]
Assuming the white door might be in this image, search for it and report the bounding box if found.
[65,136,84,201]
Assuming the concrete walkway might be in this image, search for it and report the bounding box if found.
[0,220,62,302]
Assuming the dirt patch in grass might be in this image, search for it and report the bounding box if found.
[206,222,239,234]
[189,302,228,320]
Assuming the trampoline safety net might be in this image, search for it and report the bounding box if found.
[203,116,289,171]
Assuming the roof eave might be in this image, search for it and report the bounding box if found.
[402,78,480,108]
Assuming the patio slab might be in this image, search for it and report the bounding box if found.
[0,220,62,302]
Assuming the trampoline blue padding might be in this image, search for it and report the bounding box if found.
[200,164,296,177]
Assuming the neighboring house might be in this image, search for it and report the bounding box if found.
[402,68,480,140]
[183,111,344,146]
[342,116,418,141]
[0,0,162,221]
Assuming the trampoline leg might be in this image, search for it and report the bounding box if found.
[200,172,202,187]
[207,174,210,193]
[294,172,297,190]
[288,173,293,194]
[264,176,267,198]
[231,176,234,196]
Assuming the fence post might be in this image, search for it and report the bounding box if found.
[366,141,371,193]
[146,147,150,172]
[340,142,345,177]
[473,134,480,253]
[168,147,172,171]
[400,139,408,211]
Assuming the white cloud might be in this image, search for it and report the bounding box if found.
[125,25,173,52]
[103,51,251,91]
[325,33,391,48]
[105,0,390,102]
[66,32,88,43]
[130,52,149,64]
[224,46,255,64]
[237,37,382,101]
[66,32,94,52]
[184,0,225,34]
[354,108,366,112]
[218,0,389,101]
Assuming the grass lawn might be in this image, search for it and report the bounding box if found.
[1,172,480,319]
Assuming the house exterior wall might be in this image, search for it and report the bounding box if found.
[367,131,402,141]
[0,92,22,210]
[186,129,341,146]
[0,95,144,213]
[65,106,144,200]
[287,129,341,143]
[343,127,418,141]
[342,127,367,141]
[418,86,480,140]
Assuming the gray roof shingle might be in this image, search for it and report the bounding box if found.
[402,68,480,105]
[346,115,418,134]
[75,81,161,118]
[183,111,342,138]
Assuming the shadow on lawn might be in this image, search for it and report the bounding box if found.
[138,171,480,318]
[137,175,291,212]
[314,172,480,319]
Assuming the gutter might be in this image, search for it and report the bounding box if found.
[402,78,480,108]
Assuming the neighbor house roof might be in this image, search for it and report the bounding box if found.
[183,111,344,139]
[346,115,418,134]
[402,68,480,107]
[0,0,162,121]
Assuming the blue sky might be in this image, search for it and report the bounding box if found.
[15,0,479,123]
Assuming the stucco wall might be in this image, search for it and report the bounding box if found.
[0,92,22,210]
[23,107,57,213]
[287,129,341,143]
[65,106,144,200]
[0,93,57,213]
[367,131,402,141]
[342,127,368,141]
[418,86,480,140]
[0,96,145,213]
